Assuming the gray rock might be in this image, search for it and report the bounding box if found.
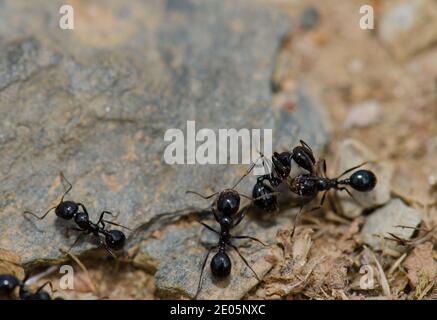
[150,212,295,299]
[0,0,329,269]
[337,139,392,218]
[299,7,320,30]
[361,198,422,252]
[378,0,437,60]
[344,100,381,129]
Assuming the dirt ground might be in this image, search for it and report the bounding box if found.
[2,0,435,300]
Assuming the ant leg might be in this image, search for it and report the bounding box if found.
[231,235,267,246]
[240,191,281,202]
[96,237,116,258]
[337,187,357,202]
[233,206,248,228]
[186,191,219,200]
[317,159,327,178]
[59,171,73,202]
[23,206,56,221]
[319,190,328,207]
[197,221,220,234]
[194,246,216,300]
[337,187,365,207]
[300,140,314,155]
[36,281,56,294]
[231,157,261,190]
[101,219,132,231]
[212,208,221,223]
[291,205,303,237]
[336,162,369,179]
[77,203,89,215]
[67,232,85,253]
[229,243,261,282]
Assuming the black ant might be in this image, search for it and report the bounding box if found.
[187,160,279,222]
[0,274,58,300]
[194,207,267,299]
[289,160,377,233]
[251,140,316,211]
[187,162,273,298]
[23,172,131,257]
[260,140,317,188]
[252,176,278,212]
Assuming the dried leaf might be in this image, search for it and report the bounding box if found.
[404,242,437,288]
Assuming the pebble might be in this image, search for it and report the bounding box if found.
[361,198,422,252]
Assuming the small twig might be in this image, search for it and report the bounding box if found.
[364,246,391,298]
[388,253,407,276]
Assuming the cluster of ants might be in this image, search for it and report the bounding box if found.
[187,140,377,298]
[1,140,376,300]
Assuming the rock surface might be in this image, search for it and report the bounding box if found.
[337,139,392,218]
[344,100,381,129]
[0,0,330,270]
[361,198,422,252]
[147,211,294,299]
[378,0,437,61]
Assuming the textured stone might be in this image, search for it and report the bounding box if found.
[150,212,294,299]
[361,199,422,251]
[344,101,381,129]
[0,0,329,271]
[378,0,437,60]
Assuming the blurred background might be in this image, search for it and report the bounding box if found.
[0,0,436,300]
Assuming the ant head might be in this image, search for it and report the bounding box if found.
[55,201,78,220]
[210,251,232,278]
[252,179,277,212]
[292,145,316,173]
[0,274,20,295]
[74,211,89,229]
[272,152,292,177]
[217,189,240,216]
[349,170,377,192]
[105,230,126,250]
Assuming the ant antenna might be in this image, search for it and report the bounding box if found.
[335,162,369,180]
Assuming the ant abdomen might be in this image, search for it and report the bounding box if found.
[210,251,232,278]
[0,275,20,294]
[105,230,126,250]
[348,169,377,192]
[55,201,78,220]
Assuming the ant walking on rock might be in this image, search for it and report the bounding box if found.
[23,172,131,257]
[187,162,274,298]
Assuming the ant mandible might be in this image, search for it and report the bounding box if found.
[0,274,58,300]
[23,172,131,257]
